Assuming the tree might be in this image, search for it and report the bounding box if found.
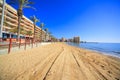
[40,22,44,42]
[10,27,17,33]
[26,31,32,36]
[9,0,34,40]
[10,26,26,35]
[51,36,57,42]
[30,15,39,40]
[50,35,56,42]
[44,28,48,41]
[26,31,32,39]
[48,32,52,41]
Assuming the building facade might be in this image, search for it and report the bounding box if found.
[0,1,48,41]
[73,36,80,43]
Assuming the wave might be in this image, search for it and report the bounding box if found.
[112,51,120,54]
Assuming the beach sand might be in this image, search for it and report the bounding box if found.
[0,43,120,80]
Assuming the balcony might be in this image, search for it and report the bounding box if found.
[5,15,17,23]
[21,21,33,30]
[21,19,33,28]
[20,23,25,27]
[3,25,12,32]
[25,26,32,30]
[5,21,17,28]
[25,26,32,31]
[22,27,30,32]
[6,10,17,19]
[3,25,11,30]
[21,23,32,30]
[6,7,17,16]
[0,7,2,12]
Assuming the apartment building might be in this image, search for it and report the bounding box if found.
[73,36,80,43]
[0,1,47,41]
[35,26,41,40]
[45,33,50,41]
[34,26,49,41]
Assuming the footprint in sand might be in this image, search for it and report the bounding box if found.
[100,65,105,70]
[107,71,112,74]
[115,77,120,80]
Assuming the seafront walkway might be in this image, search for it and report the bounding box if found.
[0,42,51,54]
[0,43,120,80]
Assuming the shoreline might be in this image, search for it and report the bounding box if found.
[0,43,120,80]
[77,46,120,59]
[66,42,120,59]
[66,43,120,60]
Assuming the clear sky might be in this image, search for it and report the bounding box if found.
[7,0,120,43]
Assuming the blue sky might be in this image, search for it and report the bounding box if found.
[7,0,120,43]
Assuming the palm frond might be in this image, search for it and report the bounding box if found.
[25,1,34,5]
[48,32,52,35]
[9,0,35,10]
[23,6,36,10]
[26,31,33,35]
[10,27,17,33]
[45,28,48,33]
[30,15,40,23]
[10,26,26,34]
[40,22,45,28]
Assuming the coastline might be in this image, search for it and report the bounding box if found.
[0,43,120,80]
[66,42,120,59]
[66,43,120,60]
[76,46,120,59]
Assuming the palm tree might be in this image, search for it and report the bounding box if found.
[50,35,55,42]
[10,26,26,35]
[51,36,57,42]
[9,0,34,40]
[40,22,44,42]
[10,27,17,33]
[30,15,39,40]
[26,31,32,39]
[44,28,48,41]
[48,32,52,41]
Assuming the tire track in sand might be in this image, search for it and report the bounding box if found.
[74,48,108,80]
[43,47,66,80]
[42,47,64,80]
[71,51,88,80]
[15,46,64,80]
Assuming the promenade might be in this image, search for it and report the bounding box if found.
[0,43,120,80]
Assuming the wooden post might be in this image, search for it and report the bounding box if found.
[19,38,21,49]
[24,37,26,50]
[34,38,35,44]
[8,38,12,53]
[29,38,30,46]
[32,38,33,48]
[0,38,2,42]
[36,40,37,47]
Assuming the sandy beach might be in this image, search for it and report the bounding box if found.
[0,43,120,80]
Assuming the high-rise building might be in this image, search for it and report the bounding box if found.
[73,36,80,43]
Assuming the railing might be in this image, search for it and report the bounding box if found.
[0,38,40,54]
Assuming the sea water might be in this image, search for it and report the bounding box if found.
[67,42,120,58]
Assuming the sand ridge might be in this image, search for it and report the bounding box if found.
[0,43,120,80]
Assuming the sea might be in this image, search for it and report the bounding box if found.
[66,42,120,58]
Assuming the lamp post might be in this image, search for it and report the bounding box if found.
[0,0,6,38]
